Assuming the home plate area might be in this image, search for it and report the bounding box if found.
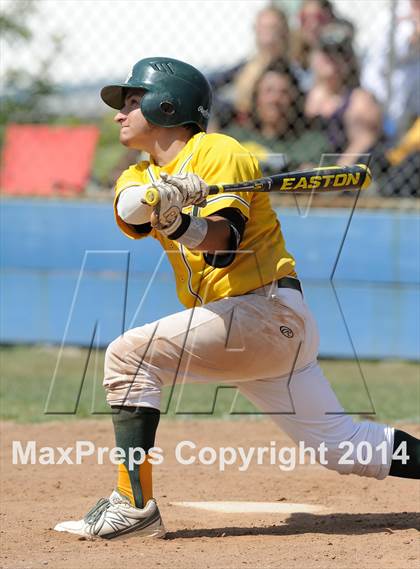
[1,420,419,569]
[172,501,324,514]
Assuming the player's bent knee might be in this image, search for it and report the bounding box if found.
[103,328,162,405]
[104,328,151,373]
[104,335,124,366]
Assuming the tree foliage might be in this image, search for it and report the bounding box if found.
[0,0,63,129]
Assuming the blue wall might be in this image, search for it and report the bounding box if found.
[1,199,419,359]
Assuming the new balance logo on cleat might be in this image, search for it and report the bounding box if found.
[54,490,166,540]
[104,511,134,532]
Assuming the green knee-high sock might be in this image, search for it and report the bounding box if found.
[111,406,160,508]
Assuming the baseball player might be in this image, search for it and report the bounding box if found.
[55,57,420,540]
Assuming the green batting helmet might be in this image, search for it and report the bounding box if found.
[100,57,212,132]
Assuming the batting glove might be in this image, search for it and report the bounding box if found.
[143,172,208,236]
[160,172,209,208]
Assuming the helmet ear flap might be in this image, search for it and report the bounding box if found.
[140,91,180,127]
[160,101,176,116]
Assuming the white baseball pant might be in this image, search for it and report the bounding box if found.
[103,286,394,479]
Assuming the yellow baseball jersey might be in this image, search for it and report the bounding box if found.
[114,132,296,308]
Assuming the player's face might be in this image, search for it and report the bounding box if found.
[114,90,155,149]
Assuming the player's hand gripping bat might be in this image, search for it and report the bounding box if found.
[143,163,372,206]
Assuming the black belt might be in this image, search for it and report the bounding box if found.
[277,276,302,293]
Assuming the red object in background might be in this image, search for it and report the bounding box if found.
[0,124,100,195]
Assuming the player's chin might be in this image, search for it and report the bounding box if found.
[119,132,134,147]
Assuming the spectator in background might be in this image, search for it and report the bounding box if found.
[223,61,330,175]
[361,0,420,137]
[343,115,420,197]
[318,43,419,198]
[378,118,420,197]
[234,6,290,117]
[305,25,383,156]
[336,88,389,182]
[291,0,354,91]
[208,5,290,127]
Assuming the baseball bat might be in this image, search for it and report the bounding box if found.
[144,163,372,206]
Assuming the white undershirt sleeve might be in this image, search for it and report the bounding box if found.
[116,185,153,225]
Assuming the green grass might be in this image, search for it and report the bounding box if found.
[0,346,418,423]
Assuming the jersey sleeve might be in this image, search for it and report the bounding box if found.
[113,164,156,240]
[192,134,262,220]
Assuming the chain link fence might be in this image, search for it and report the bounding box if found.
[1,0,419,198]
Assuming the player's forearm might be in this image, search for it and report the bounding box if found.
[166,214,231,252]
[189,216,231,252]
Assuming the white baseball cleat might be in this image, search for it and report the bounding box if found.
[54,490,166,540]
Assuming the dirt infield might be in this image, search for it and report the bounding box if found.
[1,419,419,569]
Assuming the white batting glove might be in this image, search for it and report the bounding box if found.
[160,172,209,208]
[143,172,209,236]
[142,181,183,235]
